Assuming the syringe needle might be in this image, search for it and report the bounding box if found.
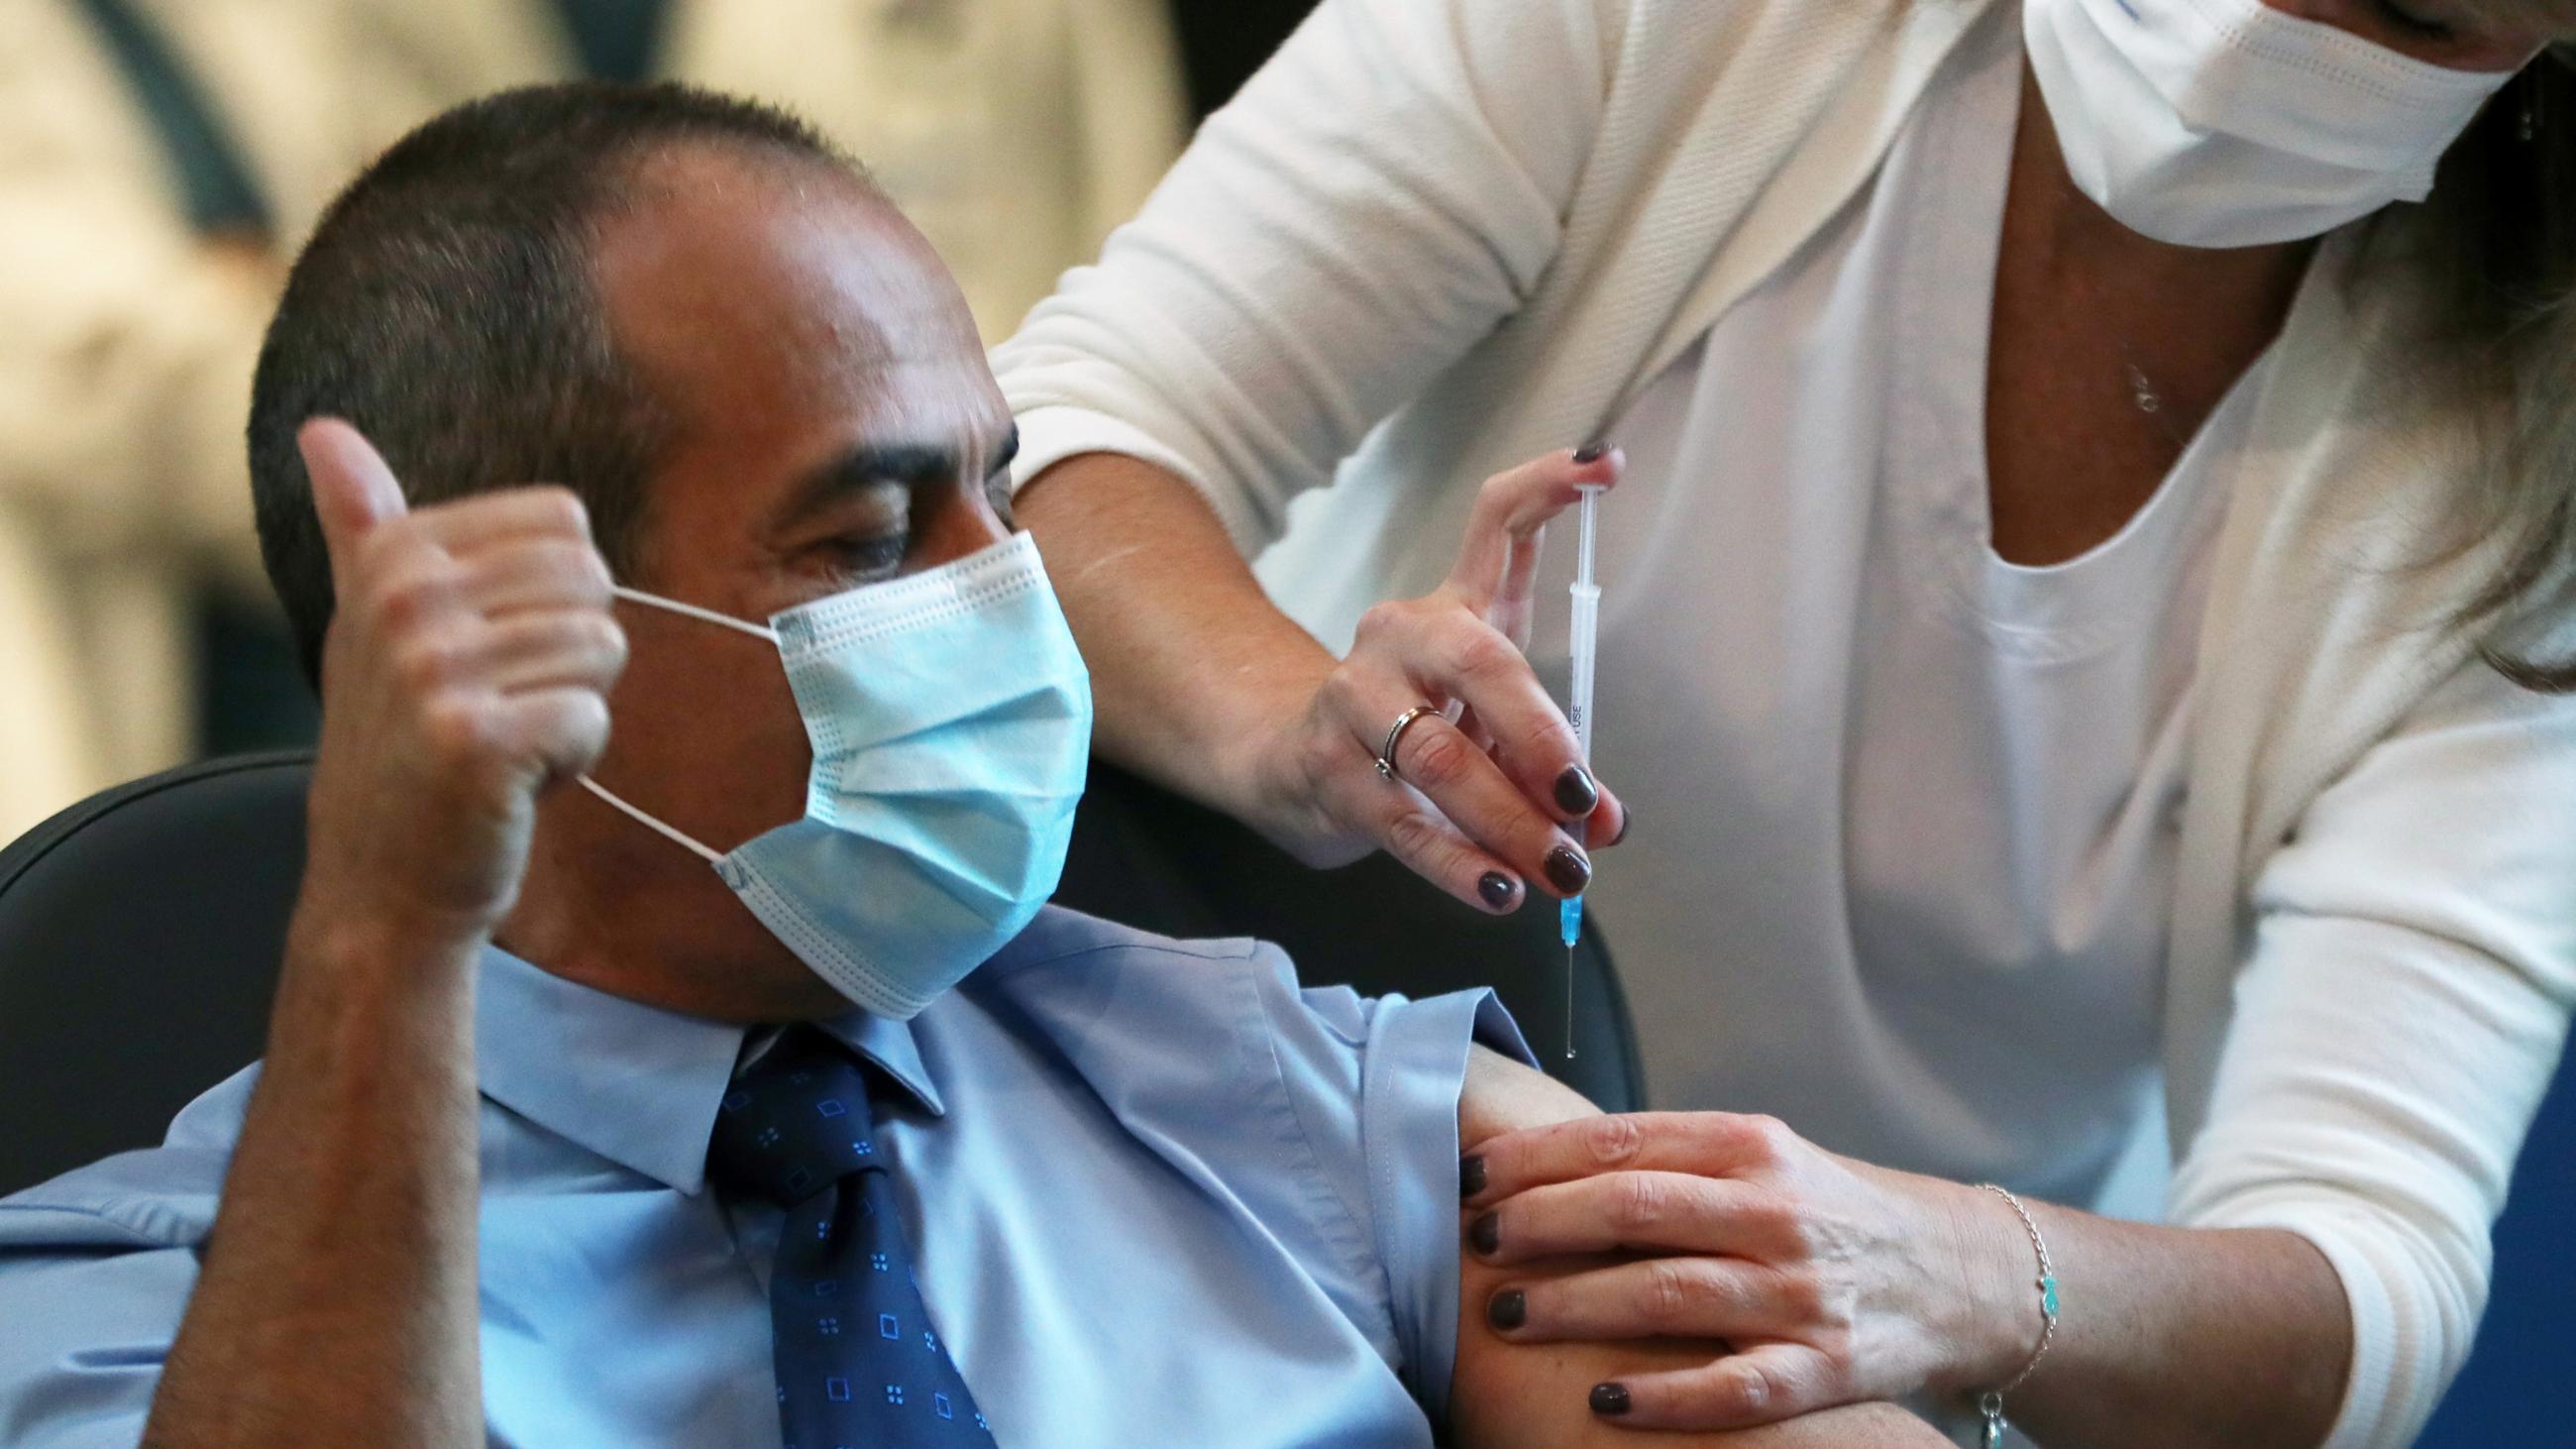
[1557,893,1582,1061]
[1564,940,1578,1060]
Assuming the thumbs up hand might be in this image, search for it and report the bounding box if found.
[295,417,627,950]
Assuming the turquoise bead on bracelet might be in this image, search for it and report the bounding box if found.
[1977,1185,2059,1447]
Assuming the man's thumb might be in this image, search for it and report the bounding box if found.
[299,416,408,581]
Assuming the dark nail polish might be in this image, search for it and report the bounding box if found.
[1477,872,1519,910]
[1459,1155,1487,1198]
[1609,808,1631,847]
[1554,765,1599,816]
[1545,844,1592,896]
[1571,444,1605,464]
[1590,1383,1632,1416]
[1469,1212,1500,1256]
[1487,1289,1527,1331]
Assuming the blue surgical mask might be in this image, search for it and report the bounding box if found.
[578,531,1093,1019]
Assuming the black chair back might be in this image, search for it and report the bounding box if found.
[0,753,310,1196]
[1054,763,1644,1110]
[0,753,1642,1199]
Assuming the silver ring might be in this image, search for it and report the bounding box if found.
[1376,704,1439,783]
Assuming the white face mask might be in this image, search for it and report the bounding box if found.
[2024,0,2519,248]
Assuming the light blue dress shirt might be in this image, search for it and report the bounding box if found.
[0,908,1529,1447]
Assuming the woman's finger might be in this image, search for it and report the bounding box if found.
[1445,446,1622,615]
[1309,730,1527,915]
[1493,445,1624,649]
[1452,702,1497,754]
[1354,602,1600,832]
[1467,1171,1798,1265]
[1379,705,1592,900]
[1489,1256,1800,1345]
[1324,635,1590,892]
[1308,696,1525,907]
[1464,1112,1797,1208]
[1586,789,1631,849]
[1589,1342,1849,1430]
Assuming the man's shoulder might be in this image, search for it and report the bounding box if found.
[979,904,1275,975]
[967,906,1522,1065]
[956,907,1316,1073]
[0,1144,235,1257]
[949,906,1526,1405]
[0,1060,261,1255]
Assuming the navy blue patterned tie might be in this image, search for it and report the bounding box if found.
[707,1029,997,1448]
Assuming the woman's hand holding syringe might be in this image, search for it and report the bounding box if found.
[1234,447,1629,915]
[1019,444,1626,915]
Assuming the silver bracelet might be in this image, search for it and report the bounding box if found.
[1975,1183,2059,1448]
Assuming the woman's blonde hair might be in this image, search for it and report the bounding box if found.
[2380,48,2576,690]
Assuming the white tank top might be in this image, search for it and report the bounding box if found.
[1533,0,2261,1208]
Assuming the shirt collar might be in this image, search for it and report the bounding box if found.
[809,1009,946,1119]
[473,947,946,1196]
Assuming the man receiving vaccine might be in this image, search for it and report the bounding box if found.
[0,83,1940,1448]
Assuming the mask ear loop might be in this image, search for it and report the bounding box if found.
[609,585,781,643]
[576,775,725,864]
[573,585,785,864]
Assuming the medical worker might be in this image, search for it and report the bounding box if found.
[992,1,2576,1443]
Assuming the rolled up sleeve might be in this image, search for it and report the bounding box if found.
[1251,952,1536,1423]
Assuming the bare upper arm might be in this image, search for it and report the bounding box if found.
[1448,1049,1949,1449]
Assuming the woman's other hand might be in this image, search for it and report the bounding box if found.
[1460,1111,2034,1430]
[1243,446,1630,913]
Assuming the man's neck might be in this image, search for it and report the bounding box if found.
[495,801,853,1024]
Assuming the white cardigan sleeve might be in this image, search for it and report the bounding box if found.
[990,0,1621,552]
[2168,656,2576,1449]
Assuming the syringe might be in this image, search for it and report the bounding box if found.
[1557,483,1604,1061]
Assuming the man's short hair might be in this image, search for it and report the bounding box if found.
[247,81,861,686]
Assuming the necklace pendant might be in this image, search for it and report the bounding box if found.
[2125,362,2163,415]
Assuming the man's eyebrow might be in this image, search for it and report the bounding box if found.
[769,444,942,526]
[771,425,1023,529]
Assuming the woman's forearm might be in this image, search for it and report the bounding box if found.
[1951,1198,2350,1447]
[1020,445,1627,912]
[1020,452,1338,824]
[1463,1114,2355,1444]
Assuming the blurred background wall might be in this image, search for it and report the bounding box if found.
[0,0,1320,841]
